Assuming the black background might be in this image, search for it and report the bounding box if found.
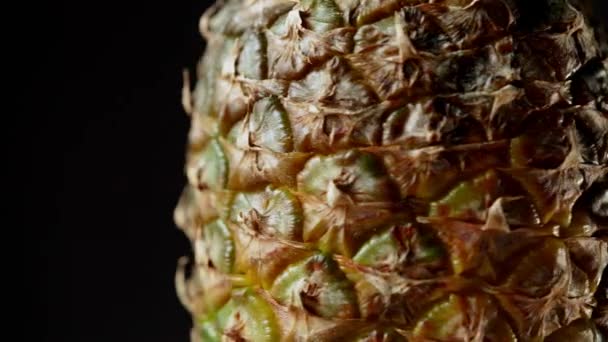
[21,1,214,340]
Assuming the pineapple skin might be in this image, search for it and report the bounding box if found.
[175,0,608,340]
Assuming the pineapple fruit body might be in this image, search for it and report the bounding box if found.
[175,0,608,340]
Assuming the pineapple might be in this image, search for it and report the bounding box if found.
[175,0,608,340]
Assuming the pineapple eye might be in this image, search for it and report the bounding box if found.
[504,238,569,297]
[429,170,500,221]
[189,138,229,191]
[545,319,605,341]
[249,97,294,153]
[202,220,235,273]
[263,188,304,240]
[229,187,303,241]
[300,0,343,33]
[354,225,447,275]
[414,294,517,341]
[297,151,395,202]
[413,294,468,339]
[509,111,572,169]
[353,0,413,26]
[353,229,400,267]
[228,97,294,153]
[270,254,359,319]
[199,289,279,342]
[237,31,267,80]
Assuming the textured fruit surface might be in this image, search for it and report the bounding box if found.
[175,0,608,340]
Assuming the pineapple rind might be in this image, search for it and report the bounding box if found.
[176,0,608,340]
